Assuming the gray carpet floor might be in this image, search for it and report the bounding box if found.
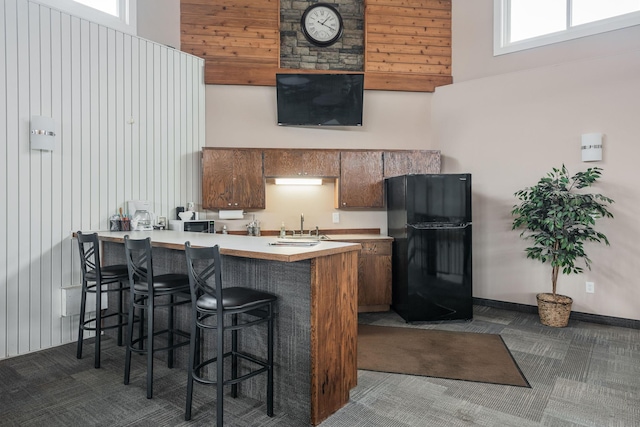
[1,305,639,426]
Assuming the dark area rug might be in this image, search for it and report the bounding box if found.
[358,324,530,387]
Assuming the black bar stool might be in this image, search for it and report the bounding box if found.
[123,235,191,399]
[184,242,277,425]
[76,231,129,369]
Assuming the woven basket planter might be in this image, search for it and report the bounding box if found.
[536,293,573,327]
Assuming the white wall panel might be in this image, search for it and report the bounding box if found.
[50,8,63,346]
[39,4,54,349]
[0,0,9,359]
[29,1,42,352]
[4,0,18,355]
[0,0,205,359]
[17,0,31,356]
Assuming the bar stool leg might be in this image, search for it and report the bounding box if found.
[267,304,274,416]
[231,313,238,398]
[217,313,225,427]
[147,295,155,399]
[76,279,88,360]
[94,284,102,368]
[168,294,175,369]
[124,292,139,386]
[185,320,198,421]
[117,282,124,346]
[138,305,144,350]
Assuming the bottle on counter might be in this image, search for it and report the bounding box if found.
[280,222,286,238]
[222,225,228,234]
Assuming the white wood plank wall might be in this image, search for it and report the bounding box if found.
[0,0,205,359]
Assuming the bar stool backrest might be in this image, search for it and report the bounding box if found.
[123,235,153,293]
[77,231,101,281]
[184,242,222,305]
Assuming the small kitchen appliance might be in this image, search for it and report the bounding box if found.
[128,200,155,231]
[169,219,215,233]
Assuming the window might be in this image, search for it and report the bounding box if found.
[74,0,119,17]
[494,0,640,55]
[34,0,136,35]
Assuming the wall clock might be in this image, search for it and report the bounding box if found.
[301,3,344,47]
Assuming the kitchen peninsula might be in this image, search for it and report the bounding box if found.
[94,230,360,426]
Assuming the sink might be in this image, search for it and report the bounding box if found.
[280,234,331,241]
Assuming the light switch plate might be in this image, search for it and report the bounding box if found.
[332,212,340,223]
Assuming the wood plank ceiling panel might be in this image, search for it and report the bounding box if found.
[180,0,280,85]
[364,0,452,91]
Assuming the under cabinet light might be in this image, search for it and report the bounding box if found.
[274,178,323,186]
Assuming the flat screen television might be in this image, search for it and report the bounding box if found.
[276,73,364,126]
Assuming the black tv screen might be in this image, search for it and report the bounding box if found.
[276,73,364,126]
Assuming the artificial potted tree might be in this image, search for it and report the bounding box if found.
[511,165,614,327]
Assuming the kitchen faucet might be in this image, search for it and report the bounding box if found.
[300,213,304,236]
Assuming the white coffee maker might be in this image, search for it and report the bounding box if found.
[128,200,155,231]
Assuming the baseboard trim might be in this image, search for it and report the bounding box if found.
[473,297,640,330]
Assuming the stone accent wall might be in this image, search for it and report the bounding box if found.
[281,0,364,71]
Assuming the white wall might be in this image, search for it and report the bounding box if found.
[0,0,205,359]
[434,0,640,320]
[136,0,178,49]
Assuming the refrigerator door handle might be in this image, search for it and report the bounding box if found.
[407,222,472,230]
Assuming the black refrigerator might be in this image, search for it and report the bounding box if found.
[386,174,472,322]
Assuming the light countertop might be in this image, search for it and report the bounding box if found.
[93,230,362,263]
[324,234,393,242]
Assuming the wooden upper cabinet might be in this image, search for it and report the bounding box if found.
[264,149,340,178]
[383,150,441,177]
[337,151,384,209]
[202,148,265,210]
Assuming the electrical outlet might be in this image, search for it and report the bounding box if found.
[586,281,595,293]
[332,212,340,223]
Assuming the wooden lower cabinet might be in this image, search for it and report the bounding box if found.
[331,237,392,312]
[358,240,392,312]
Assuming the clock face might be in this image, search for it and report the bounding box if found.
[301,4,344,47]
